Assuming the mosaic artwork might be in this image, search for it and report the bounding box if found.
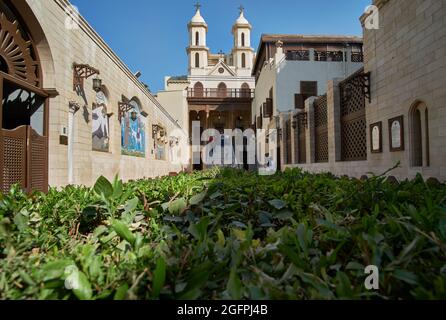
[121,100,145,157]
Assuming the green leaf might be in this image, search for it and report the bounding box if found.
[114,284,129,300]
[188,216,210,241]
[227,268,242,300]
[152,257,167,299]
[123,197,139,215]
[335,271,353,298]
[217,229,226,246]
[42,260,75,282]
[65,266,93,300]
[393,270,419,285]
[168,198,187,215]
[93,176,113,198]
[269,199,287,210]
[111,220,136,245]
[189,191,207,206]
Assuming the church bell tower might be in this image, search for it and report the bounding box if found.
[187,3,209,75]
[232,6,254,76]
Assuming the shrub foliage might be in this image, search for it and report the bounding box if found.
[0,168,445,300]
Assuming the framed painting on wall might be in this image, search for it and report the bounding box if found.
[370,121,382,153]
[388,116,404,152]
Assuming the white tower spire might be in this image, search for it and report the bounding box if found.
[187,2,209,75]
[232,6,254,75]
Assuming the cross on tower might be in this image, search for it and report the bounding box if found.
[238,5,244,14]
[194,2,201,11]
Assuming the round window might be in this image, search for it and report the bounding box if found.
[218,67,224,74]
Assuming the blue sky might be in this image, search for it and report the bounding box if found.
[70,0,371,93]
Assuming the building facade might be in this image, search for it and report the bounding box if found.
[0,0,187,193]
[159,5,256,170]
[251,34,364,169]
[282,0,446,181]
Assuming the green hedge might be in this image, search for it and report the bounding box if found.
[0,168,445,300]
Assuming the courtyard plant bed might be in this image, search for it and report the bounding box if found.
[0,168,445,300]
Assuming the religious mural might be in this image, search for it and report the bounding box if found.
[121,100,146,157]
[153,124,167,160]
[92,90,110,152]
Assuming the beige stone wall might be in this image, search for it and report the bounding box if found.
[282,0,446,181]
[23,0,187,187]
[363,0,446,180]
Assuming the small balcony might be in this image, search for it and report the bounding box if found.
[187,88,255,100]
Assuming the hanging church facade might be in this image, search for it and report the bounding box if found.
[0,0,187,193]
[158,6,256,170]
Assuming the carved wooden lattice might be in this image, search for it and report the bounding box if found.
[28,128,48,193]
[0,13,40,86]
[340,69,367,161]
[297,113,306,164]
[314,94,328,163]
[1,126,27,193]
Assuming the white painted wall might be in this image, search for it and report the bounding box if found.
[276,59,363,112]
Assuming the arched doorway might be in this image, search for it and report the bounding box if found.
[0,1,49,193]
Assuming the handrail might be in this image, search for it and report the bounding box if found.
[187,88,255,99]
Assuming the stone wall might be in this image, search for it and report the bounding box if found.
[22,0,187,187]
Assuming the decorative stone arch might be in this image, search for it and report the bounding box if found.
[3,0,56,89]
[409,100,430,167]
[217,82,227,98]
[129,96,143,111]
[0,0,55,194]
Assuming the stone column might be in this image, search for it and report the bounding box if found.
[305,97,317,164]
[290,110,297,164]
[327,79,343,163]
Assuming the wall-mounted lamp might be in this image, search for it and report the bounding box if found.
[92,76,102,92]
[73,63,100,91]
[140,110,148,118]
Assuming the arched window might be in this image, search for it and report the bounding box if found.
[241,33,245,47]
[195,52,200,68]
[241,53,246,68]
[217,82,227,98]
[410,102,430,167]
[194,82,204,98]
[195,31,199,46]
[241,83,250,98]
